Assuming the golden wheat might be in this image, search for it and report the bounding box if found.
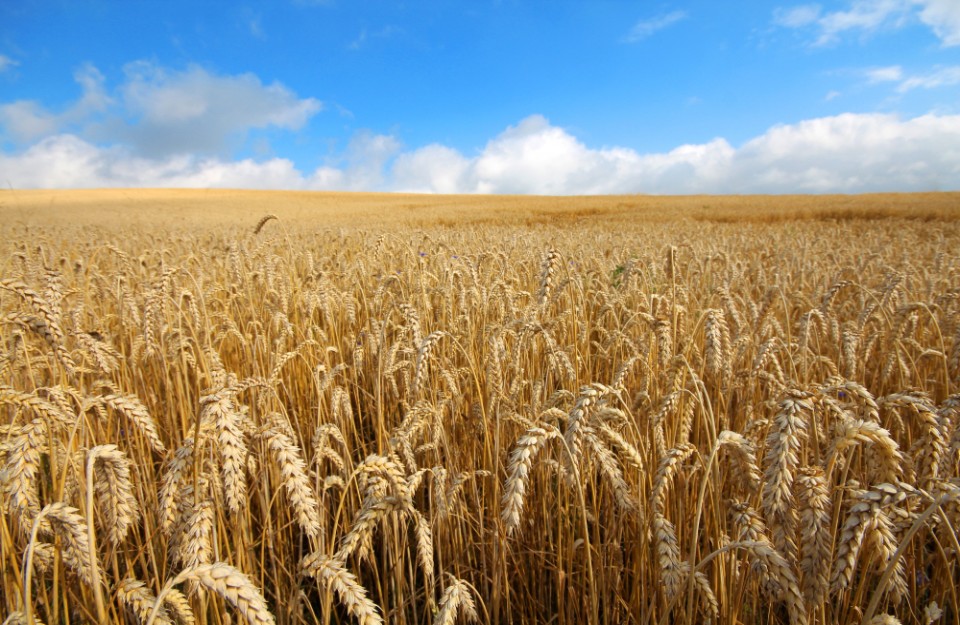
[1,190,957,625]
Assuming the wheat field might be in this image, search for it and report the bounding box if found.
[0,189,959,625]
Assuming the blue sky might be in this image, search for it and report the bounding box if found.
[1,0,958,193]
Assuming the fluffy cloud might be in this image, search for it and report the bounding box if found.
[0,64,110,143]
[0,61,321,158]
[6,113,956,194]
[106,62,321,157]
[391,113,960,194]
[916,0,960,46]
[0,134,308,189]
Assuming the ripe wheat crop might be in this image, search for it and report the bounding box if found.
[0,190,958,625]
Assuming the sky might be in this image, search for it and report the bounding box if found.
[0,0,959,194]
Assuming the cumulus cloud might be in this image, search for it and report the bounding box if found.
[0,61,321,158]
[0,63,111,143]
[623,10,688,43]
[2,114,959,194]
[107,61,321,157]
[392,113,960,194]
[774,0,960,46]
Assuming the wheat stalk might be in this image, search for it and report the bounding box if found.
[146,563,275,625]
[300,554,382,625]
[435,575,479,625]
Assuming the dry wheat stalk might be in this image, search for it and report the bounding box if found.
[536,249,561,310]
[502,425,560,535]
[652,511,684,600]
[176,500,214,570]
[703,308,730,380]
[435,575,479,625]
[87,444,139,546]
[0,279,73,371]
[101,393,167,454]
[1,419,46,528]
[828,416,902,484]
[253,214,278,235]
[147,563,275,625]
[651,443,695,513]
[335,494,411,563]
[118,578,175,625]
[300,554,382,625]
[831,482,915,594]
[795,466,831,606]
[159,439,195,534]
[412,331,446,398]
[881,393,945,490]
[162,588,195,625]
[728,501,806,625]
[717,430,762,496]
[262,426,321,539]
[30,502,101,591]
[762,391,811,561]
[200,392,248,516]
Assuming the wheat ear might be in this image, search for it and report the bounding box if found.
[435,575,480,625]
[501,425,560,534]
[146,563,275,625]
[263,426,321,539]
[87,444,140,546]
[300,555,382,625]
[117,578,175,625]
[253,214,278,235]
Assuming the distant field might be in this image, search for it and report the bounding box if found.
[1,190,959,625]
[1,188,958,227]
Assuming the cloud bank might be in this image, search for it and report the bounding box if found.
[3,113,958,194]
[1,60,957,194]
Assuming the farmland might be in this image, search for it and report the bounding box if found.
[1,189,959,625]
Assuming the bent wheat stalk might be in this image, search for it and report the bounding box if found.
[146,563,275,625]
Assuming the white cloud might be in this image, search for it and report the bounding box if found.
[0,54,18,73]
[623,10,688,43]
[0,101,59,143]
[110,61,321,157]
[865,65,904,82]
[392,144,469,193]
[392,113,960,194]
[728,113,960,191]
[334,130,402,190]
[0,63,110,143]
[0,133,324,189]
[2,114,959,193]
[815,0,911,44]
[861,64,960,92]
[916,0,960,46]
[774,0,960,46]
[0,61,321,160]
[896,65,960,91]
[773,4,822,28]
